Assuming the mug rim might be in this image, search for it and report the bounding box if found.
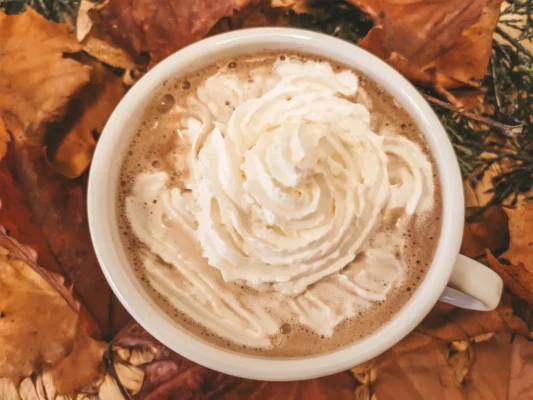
[87,27,464,381]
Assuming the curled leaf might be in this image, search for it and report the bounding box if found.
[76,0,138,70]
[44,58,125,179]
[0,239,78,380]
[0,8,91,134]
[50,326,106,395]
[353,0,503,95]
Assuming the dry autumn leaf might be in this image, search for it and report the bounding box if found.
[488,203,533,304]
[435,0,503,86]
[0,8,91,135]
[76,0,138,70]
[0,129,130,336]
[461,205,509,259]
[351,0,503,95]
[91,0,254,65]
[49,326,106,394]
[45,57,125,178]
[209,0,288,35]
[370,333,525,400]
[351,0,487,66]
[417,296,529,341]
[0,233,79,380]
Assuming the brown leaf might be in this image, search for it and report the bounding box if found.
[371,333,516,400]
[209,0,288,35]
[0,237,78,380]
[487,252,533,306]
[501,205,533,269]
[352,0,487,65]
[0,126,130,336]
[461,205,509,259]
[353,0,503,94]
[372,332,464,399]
[486,204,533,305]
[44,58,125,178]
[508,335,533,399]
[486,203,533,305]
[417,295,529,341]
[92,0,253,65]
[76,0,138,70]
[50,325,106,394]
[0,8,91,133]
[435,0,503,85]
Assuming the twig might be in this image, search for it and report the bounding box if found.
[495,26,533,59]
[423,94,525,137]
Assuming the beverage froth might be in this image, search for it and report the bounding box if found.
[117,52,442,357]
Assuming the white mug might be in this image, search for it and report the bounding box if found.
[88,28,503,381]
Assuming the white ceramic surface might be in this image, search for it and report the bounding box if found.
[88,28,502,381]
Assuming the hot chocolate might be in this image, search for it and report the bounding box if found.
[117,52,442,357]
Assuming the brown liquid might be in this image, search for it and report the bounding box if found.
[117,52,443,357]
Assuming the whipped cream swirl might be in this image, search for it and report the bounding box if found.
[125,59,435,347]
[194,61,391,295]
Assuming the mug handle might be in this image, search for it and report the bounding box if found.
[439,254,503,311]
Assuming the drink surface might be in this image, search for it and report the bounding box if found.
[117,51,443,357]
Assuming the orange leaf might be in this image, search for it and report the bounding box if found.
[0,8,91,134]
[45,57,125,179]
[501,204,533,269]
[50,326,106,394]
[417,295,529,341]
[351,0,487,65]
[0,233,79,380]
[0,129,130,337]
[435,0,503,85]
[372,333,516,400]
[92,0,254,65]
[352,0,503,94]
[461,206,509,259]
[486,203,533,305]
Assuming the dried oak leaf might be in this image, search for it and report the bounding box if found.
[209,0,288,35]
[92,0,254,65]
[76,0,138,70]
[371,333,518,400]
[487,203,533,304]
[0,234,78,380]
[352,0,503,92]
[461,205,509,259]
[0,127,130,336]
[351,0,488,66]
[44,57,125,178]
[435,0,503,85]
[0,8,91,134]
[50,325,106,395]
[417,295,529,341]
